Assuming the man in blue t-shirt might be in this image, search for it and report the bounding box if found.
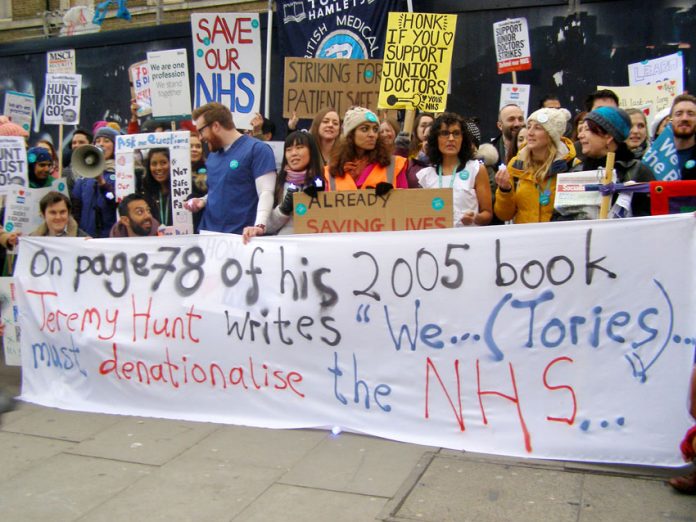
[186,102,276,235]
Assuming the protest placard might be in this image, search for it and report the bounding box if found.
[46,49,76,74]
[499,83,531,119]
[0,137,28,195]
[597,84,673,128]
[191,13,261,130]
[147,49,192,120]
[0,277,21,366]
[284,58,382,118]
[293,189,452,234]
[43,74,81,125]
[554,171,602,220]
[378,12,457,113]
[642,124,679,181]
[129,61,152,118]
[115,131,193,234]
[650,180,696,215]
[277,0,398,59]
[14,214,696,466]
[2,178,69,238]
[493,18,532,75]
[628,52,684,96]
[3,91,35,134]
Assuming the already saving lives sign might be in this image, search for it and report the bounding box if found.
[14,215,695,466]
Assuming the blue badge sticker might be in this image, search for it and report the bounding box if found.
[366,112,378,123]
[5,222,13,232]
[57,182,65,191]
[203,37,210,46]
[295,203,307,216]
[432,197,444,211]
[27,153,36,163]
[364,69,373,81]
[686,159,696,170]
[459,171,470,180]
[229,160,239,170]
[252,19,259,28]
[196,49,204,58]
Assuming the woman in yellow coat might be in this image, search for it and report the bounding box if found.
[494,108,576,223]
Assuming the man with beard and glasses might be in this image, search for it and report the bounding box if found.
[109,194,160,237]
[185,102,276,236]
[670,94,696,180]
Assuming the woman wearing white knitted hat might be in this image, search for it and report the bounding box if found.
[494,107,576,223]
[325,107,408,191]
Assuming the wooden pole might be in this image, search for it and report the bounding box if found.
[599,151,615,219]
[58,124,64,177]
[402,110,416,136]
[511,71,517,85]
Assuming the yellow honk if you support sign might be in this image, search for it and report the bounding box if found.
[378,12,457,113]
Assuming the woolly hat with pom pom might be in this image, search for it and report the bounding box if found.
[527,107,572,150]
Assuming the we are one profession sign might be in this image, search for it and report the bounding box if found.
[14,215,696,466]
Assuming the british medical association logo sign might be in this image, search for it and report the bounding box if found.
[279,0,396,59]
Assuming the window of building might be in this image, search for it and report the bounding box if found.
[0,0,11,20]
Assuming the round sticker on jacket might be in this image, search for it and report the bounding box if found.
[229,160,239,169]
[459,171,470,180]
[536,113,549,123]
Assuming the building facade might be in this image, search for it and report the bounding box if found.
[0,0,266,43]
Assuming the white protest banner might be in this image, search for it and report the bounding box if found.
[378,12,457,113]
[493,18,532,75]
[43,74,82,125]
[3,91,35,134]
[47,49,76,74]
[115,131,193,234]
[129,61,152,118]
[191,13,261,130]
[0,137,28,195]
[598,84,673,129]
[629,52,684,96]
[0,277,21,366]
[147,49,192,120]
[2,178,69,238]
[14,215,695,466]
[499,83,531,119]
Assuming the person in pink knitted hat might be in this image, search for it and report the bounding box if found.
[0,116,29,141]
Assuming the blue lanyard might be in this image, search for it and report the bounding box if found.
[437,163,461,188]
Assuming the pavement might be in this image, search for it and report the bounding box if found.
[1,354,695,522]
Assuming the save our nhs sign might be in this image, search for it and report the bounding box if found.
[191,13,261,130]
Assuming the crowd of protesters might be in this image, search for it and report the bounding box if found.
[1,89,693,250]
[1,88,696,490]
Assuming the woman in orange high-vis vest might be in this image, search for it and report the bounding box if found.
[325,107,408,191]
